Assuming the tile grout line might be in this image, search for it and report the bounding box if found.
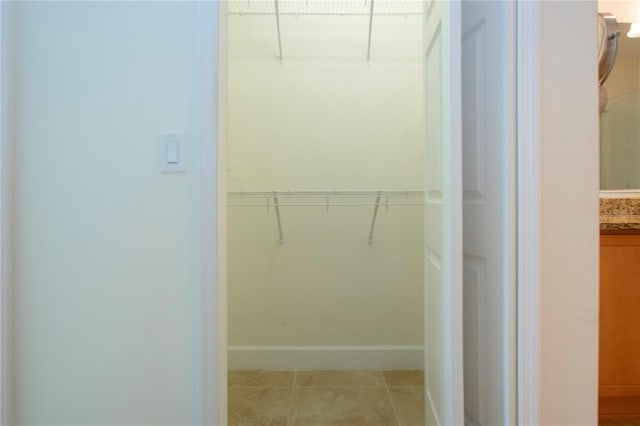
[285,370,298,426]
[382,371,402,426]
[227,385,294,388]
[278,385,402,388]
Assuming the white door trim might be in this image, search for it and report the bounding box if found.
[0,3,5,423]
[198,2,228,425]
[516,1,541,425]
[0,1,14,424]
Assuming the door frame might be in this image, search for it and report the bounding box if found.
[197,2,228,425]
[197,1,540,425]
[515,1,541,425]
[0,1,14,424]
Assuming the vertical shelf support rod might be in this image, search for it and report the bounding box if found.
[368,192,381,244]
[366,0,375,61]
[273,192,284,244]
[275,0,284,62]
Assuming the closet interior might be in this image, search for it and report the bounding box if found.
[226,2,426,424]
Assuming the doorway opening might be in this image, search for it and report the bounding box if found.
[224,2,426,425]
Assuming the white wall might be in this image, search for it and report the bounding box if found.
[227,15,424,190]
[1,2,15,425]
[539,2,600,424]
[12,2,204,424]
[226,15,425,368]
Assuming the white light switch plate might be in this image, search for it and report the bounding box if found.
[160,131,186,173]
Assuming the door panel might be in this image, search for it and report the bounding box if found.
[423,1,464,425]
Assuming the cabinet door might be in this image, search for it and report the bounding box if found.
[600,234,640,417]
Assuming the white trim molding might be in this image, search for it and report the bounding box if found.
[215,3,229,425]
[228,345,424,371]
[198,2,225,425]
[0,2,14,424]
[516,1,541,424]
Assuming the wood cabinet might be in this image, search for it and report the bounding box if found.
[600,233,640,419]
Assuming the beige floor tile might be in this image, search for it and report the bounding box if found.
[296,370,385,386]
[228,387,292,426]
[388,387,425,426]
[228,370,295,387]
[383,370,424,387]
[289,386,398,426]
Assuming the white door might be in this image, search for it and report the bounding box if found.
[423,1,464,425]
[461,1,516,425]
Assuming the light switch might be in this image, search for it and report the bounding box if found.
[166,140,179,164]
[160,131,185,173]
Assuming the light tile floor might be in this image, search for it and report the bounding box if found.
[228,369,424,426]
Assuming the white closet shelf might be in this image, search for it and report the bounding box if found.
[228,1,424,17]
[229,0,422,62]
[228,189,423,205]
[228,190,423,244]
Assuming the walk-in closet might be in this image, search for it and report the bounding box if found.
[226,1,425,424]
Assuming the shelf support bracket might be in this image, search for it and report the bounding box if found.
[368,192,381,244]
[273,192,284,244]
[275,0,284,62]
[366,0,374,61]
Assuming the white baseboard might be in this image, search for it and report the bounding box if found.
[228,345,423,370]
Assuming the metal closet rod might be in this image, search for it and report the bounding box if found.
[228,202,421,206]
[227,189,424,244]
[228,189,424,205]
[229,12,420,16]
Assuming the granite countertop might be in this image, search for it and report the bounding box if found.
[600,192,640,230]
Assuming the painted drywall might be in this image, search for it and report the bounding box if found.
[1,2,15,424]
[12,2,204,424]
[226,15,424,367]
[539,1,600,424]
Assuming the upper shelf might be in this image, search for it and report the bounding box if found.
[228,1,422,64]
[228,0,423,16]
